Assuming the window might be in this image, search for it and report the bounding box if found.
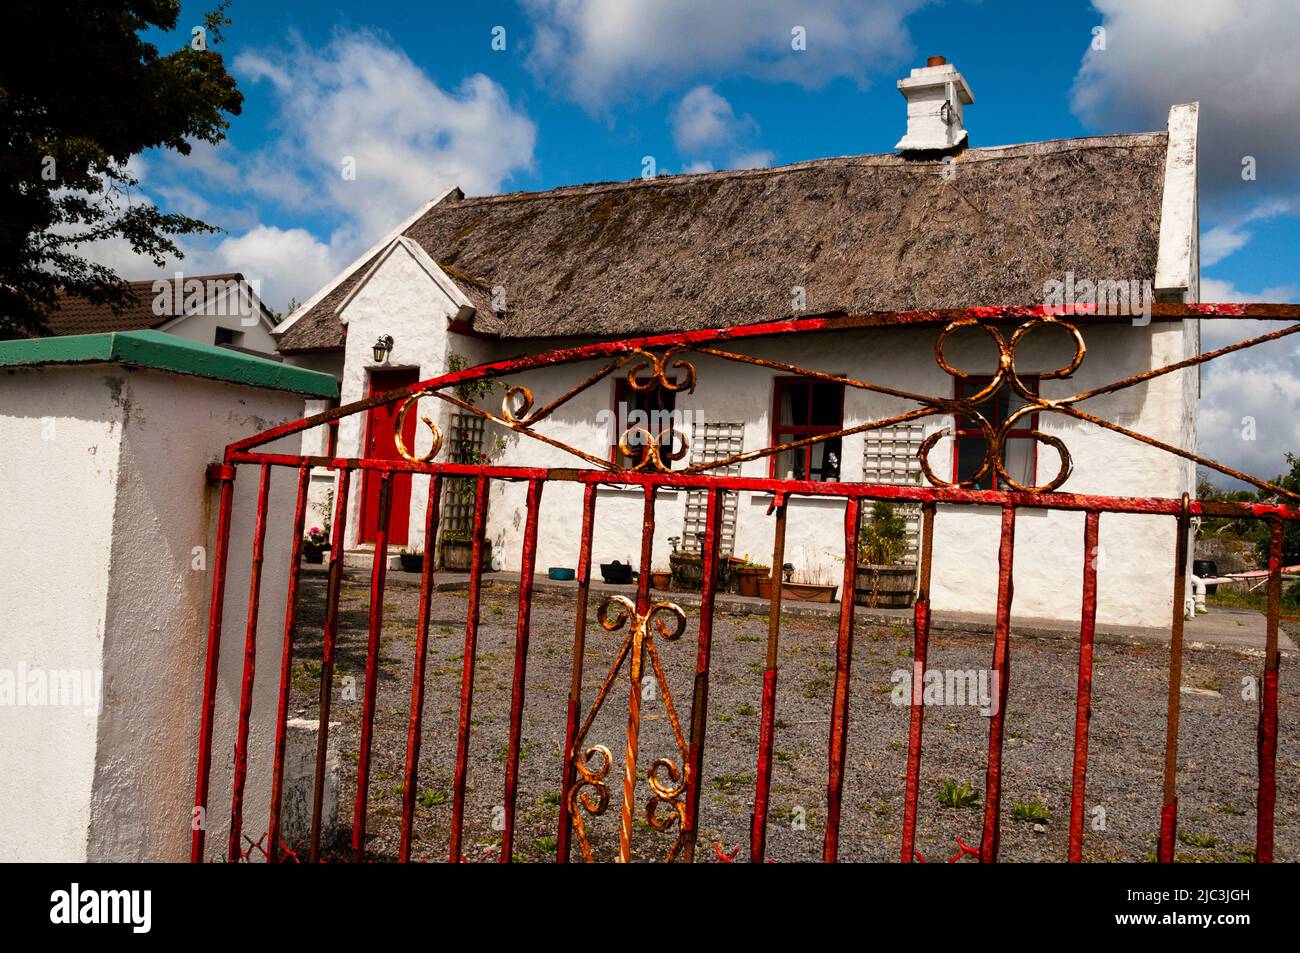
[953,377,1039,490]
[612,376,680,468]
[214,327,243,348]
[324,399,341,458]
[771,377,844,481]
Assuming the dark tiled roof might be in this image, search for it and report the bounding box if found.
[45,273,252,336]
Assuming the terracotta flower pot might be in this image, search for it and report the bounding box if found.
[735,566,768,597]
[781,582,838,603]
[651,570,672,590]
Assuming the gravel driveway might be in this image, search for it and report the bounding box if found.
[283,573,1297,863]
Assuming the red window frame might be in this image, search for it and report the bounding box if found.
[611,375,680,468]
[324,398,341,459]
[769,376,846,481]
[952,375,1039,489]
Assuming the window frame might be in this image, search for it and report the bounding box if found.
[610,374,681,469]
[768,375,846,481]
[951,375,1040,489]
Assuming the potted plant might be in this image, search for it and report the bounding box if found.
[440,529,492,572]
[755,563,793,600]
[303,526,330,564]
[650,564,673,590]
[855,501,917,608]
[735,558,770,597]
[781,558,838,603]
[398,547,424,573]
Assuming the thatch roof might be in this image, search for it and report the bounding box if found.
[276,133,1167,352]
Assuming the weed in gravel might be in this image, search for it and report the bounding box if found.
[937,779,981,808]
[1178,831,1218,849]
[1011,801,1051,823]
[417,789,448,808]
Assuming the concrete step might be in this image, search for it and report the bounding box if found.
[342,547,403,571]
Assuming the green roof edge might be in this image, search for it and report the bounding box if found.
[0,330,338,399]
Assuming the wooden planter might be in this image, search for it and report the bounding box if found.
[669,552,703,591]
[441,537,492,573]
[854,565,917,608]
[782,582,838,603]
[735,566,768,597]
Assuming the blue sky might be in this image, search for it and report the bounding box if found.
[100,0,1299,481]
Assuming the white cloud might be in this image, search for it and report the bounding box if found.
[71,30,538,313]
[672,85,754,153]
[669,86,776,174]
[1196,278,1300,486]
[524,0,928,109]
[1200,199,1291,267]
[235,31,537,240]
[1071,0,1300,212]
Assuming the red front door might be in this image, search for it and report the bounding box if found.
[360,368,420,545]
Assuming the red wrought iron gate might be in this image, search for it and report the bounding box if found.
[190,303,1300,863]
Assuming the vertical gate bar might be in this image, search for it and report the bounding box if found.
[449,476,491,862]
[1157,499,1190,863]
[557,483,598,863]
[1256,517,1283,863]
[191,464,237,863]
[1068,510,1101,863]
[227,463,272,860]
[901,501,936,862]
[823,497,860,863]
[399,476,443,862]
[751,498,788,862]
[979,503,1017,863]
[682,489,723,863]
[352,472,394,862]
[268,464,311,863]
[501,478,544,863]
[310,467,351,863]
[617,484,658,863]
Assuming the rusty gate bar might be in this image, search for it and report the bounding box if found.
[1257,517,1283,862]
[751,497,788,862]
[615,486,658,863]
[980,503,1017,863]
[1158,497,1191,862]
[449,476,490,862]
[352,473,394,861]
[268,464,311,863]
[1068,510,1101,863]
[501,478,544,862]
[557,484,598,863]
[681,488,723,862]
[310,467,351,863]
[901,501,936,862]
[227,463,271,859]
[823,498,860,862]
[399,475,443,862]
[191,464,235,863]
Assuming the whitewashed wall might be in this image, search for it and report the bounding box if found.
[0,363,309,860]
[465,321,1197,628]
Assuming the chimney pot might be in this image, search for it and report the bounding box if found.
[895,59,974,155]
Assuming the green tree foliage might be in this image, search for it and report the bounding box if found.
[0,1,243,337]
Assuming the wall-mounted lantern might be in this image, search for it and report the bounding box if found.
[372,335,394,364]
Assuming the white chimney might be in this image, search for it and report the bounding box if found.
[895,56,974,154]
